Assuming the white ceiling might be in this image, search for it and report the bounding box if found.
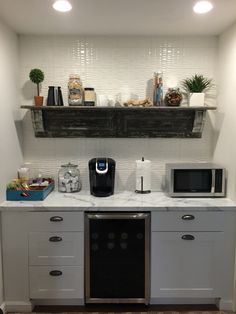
[0,0,236,36]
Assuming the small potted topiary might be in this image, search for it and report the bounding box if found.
[182,74,212,107]
[29,68,45,106]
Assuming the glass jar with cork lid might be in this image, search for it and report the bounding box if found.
[68,75,83,106]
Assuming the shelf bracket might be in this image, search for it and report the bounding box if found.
[31,109,45,134]
[192,110,206,134]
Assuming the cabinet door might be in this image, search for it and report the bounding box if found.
[151,232,225,298]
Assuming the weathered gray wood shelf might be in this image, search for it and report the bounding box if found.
[21,105,216,138]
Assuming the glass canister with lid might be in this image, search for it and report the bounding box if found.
[164,87,183,107]
[68,75,83,106]
[58,162,82,193]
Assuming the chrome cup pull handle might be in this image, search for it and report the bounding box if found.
[181,214,195,221]
[50,216,63,222]
[182,234,195,240]
[49,236,62,242]
[49,270,62,276]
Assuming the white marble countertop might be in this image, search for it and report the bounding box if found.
[1,191,236,212]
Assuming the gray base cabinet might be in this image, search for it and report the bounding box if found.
[1,209,235,310]
[151,211,232,300]
[1,211,84,306]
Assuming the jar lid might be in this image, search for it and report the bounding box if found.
[61,162,78,168]
[168,87,179,90]
[84,87,94,91]
[69,74,80,79]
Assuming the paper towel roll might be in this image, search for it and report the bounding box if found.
[135,159,151,193]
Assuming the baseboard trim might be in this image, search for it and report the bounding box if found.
[4,301,33,312]
[33,299,84,306]
[2,299,232,311]
[150,297,217,305]
[218,299,233,311]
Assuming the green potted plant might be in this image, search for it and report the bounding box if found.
[29,68,45,106]
[182,74,212,107]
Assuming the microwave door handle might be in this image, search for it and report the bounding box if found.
[211,169,216,194]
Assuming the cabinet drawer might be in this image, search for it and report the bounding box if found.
[29,266,83,299]
[29,232,83,266]
[27,212,84,231]
[151,211,224,231]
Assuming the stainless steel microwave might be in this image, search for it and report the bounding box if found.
[166,163,226,197]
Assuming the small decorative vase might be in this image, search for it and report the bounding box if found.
[188,92,205,107]
[164,88,183,107]
[34,96,44,106]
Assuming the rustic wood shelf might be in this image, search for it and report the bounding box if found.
[21,105,216,138]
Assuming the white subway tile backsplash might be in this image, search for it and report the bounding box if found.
[20,35,217,191]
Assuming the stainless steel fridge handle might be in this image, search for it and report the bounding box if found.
[86,213,150,220]
[211,169,215,194]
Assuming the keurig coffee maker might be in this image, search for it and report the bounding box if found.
[89,158,116,197]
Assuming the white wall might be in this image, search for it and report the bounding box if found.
[20,35,218,191]
[213,22,236,200]
[0,21,23,202]
[0,19,23,306]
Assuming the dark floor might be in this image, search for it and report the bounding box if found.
[21,304,223,313]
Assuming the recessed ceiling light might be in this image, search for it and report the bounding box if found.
[53,0,72,12]
[193,1,213,14]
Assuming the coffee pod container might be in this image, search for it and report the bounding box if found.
[135,157,151,194]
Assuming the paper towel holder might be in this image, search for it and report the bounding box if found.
[135,176,151,194]
[135,157,151,194]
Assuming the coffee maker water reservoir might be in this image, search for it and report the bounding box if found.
[89,158,115,197]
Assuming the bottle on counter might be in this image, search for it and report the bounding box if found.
[84,88,96,106]
[58,162,82,193]
[68,75,83,106]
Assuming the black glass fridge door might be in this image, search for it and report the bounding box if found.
[89,217,146,299]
